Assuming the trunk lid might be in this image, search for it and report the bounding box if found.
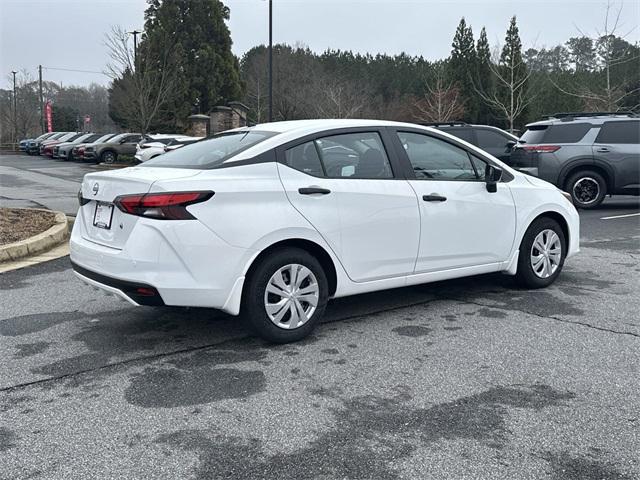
[79,167,202,249]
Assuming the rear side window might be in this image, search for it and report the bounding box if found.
[544,123,591,143]
[285,142,324,176]
[143,131,276,169]
[316,132,393,179]
[595,121,640,144]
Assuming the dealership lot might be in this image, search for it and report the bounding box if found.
[1,154,639,479]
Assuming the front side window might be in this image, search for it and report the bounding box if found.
[315,132,393,179]
[595,121,640,144]
[144,130,276,169]
[397,131,478,180]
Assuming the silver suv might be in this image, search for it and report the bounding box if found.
[510,112,640,208]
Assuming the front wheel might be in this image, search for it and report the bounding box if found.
[515,217,566,288]
[566,170,606,209]
[242,247,328,343]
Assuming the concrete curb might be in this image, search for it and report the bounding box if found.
[0,209,69,262]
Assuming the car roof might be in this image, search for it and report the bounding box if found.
[526,115,638,128]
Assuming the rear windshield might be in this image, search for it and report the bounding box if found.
[143,131,277,169]
[520,123,591,144]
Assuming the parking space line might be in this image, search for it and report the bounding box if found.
[600,213,640,220]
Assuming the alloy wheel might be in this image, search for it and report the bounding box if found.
[264,263,319,329]
[572,177,599,205]
[530,229,562,278]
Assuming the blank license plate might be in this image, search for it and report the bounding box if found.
[93,202,114,229]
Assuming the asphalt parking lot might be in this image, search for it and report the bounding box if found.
[1,154,639,479]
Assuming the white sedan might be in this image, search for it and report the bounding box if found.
[70,120,580,343]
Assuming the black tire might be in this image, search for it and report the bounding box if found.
[515,217,566,289]
[101,150,117,164]
[242,247,329,343]
[565,170,606,209]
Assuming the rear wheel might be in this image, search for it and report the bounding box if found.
[515,217,566,288]
[242,247,328,343]
[101,150,117,164]
[565,170,606,209]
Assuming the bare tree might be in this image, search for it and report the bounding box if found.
[551,0,639,111]
[412,68,465,122]
[314,78,369,118]
[475,47,535,133]
[105,26,178,134]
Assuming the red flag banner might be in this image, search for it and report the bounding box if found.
[45,101,53,132]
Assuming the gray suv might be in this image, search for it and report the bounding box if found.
[511,113,639,208]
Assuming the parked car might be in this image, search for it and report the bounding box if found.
[27,132,68,154]
[70,119,579,343]
[163,137,203,153]
[427,122,518,163]
[41,133,84,157]
[19,132,55,152]
[135,136,203,163]
[511,112,640,208]
[83,133,142,163]
[54,133,101,160]
[71,133,116,161]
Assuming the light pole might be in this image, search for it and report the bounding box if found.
[128,29,141,66]
[11,70,17,143]
[268,0,273,122]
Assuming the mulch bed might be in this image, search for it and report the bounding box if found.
[0,208,56,246]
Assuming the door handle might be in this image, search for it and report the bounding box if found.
[423,194,447,202]
[298,187,331,195]
[596,147,610,153]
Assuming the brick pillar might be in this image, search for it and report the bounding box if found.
[187,114,210,137]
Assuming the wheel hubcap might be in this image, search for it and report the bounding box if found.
[530,229,562,279]
[264,264,319,329]
[573,177,599,205]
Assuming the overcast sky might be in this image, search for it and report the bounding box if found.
[1,0,638,89]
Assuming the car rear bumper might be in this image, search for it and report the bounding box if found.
[69,209,254,314]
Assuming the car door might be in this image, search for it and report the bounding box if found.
[277,128,420,282]
[393,129,516,273]
[592,120,640,193]
[475,128,515,163]
[121,135,143,155]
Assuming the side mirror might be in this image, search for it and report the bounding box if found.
[485,165,503,193]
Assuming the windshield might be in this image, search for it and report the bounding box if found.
[143,131,277,169]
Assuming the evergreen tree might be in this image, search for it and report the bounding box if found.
[142,0,242,127]
[475,27,493,123]
[450,18,477,121]
[498,16,529,130]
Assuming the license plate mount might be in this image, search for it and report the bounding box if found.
[93,202,114,230]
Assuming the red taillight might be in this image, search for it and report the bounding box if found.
[114,191,214,220]
[522,145,561,153]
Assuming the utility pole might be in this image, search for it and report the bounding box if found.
[11,70,17,143]
[128,30,141,66]
[38,65,44,134]
[268,0,273,122]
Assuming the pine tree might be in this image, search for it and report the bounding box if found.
[450,18,477,121]
[142,0,242,128]
[498,16,529,130]
[475,27,493,123]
